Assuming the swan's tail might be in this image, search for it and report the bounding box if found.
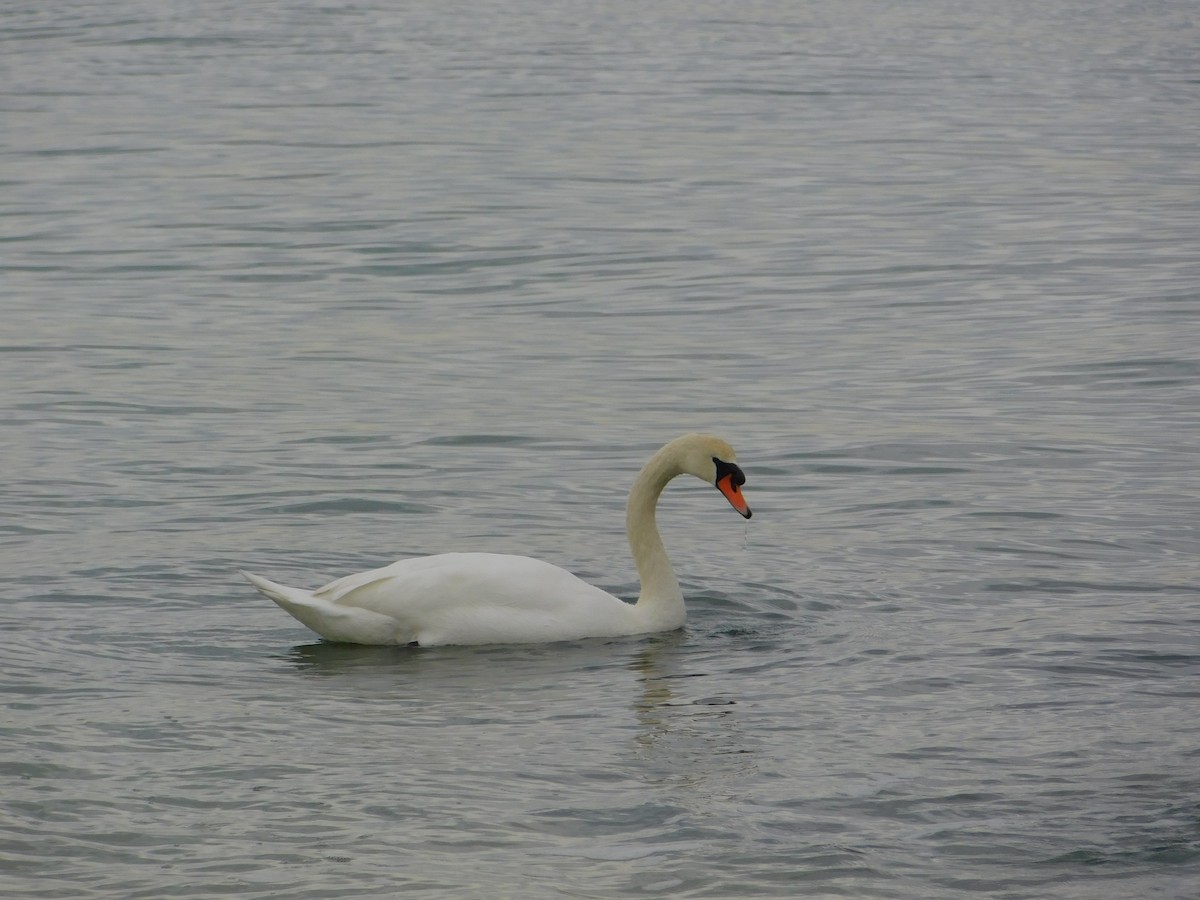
[240,570,406,645]
[239,570,300,606]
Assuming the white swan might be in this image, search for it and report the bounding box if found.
[241,433,752,646]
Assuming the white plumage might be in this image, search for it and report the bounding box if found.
[242,433,752,646]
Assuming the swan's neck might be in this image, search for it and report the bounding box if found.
[626,445,686,630]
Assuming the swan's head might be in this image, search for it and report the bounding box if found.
[670,434,753,519]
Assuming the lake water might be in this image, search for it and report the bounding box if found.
[3,1,1199,897]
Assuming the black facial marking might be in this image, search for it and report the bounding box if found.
[713,457,746,486]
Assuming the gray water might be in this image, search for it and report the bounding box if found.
[3,1,1199,897]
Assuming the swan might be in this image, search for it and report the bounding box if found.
[241,433,752,646]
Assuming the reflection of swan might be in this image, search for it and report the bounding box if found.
[243,434,752,646]
[627,642,754,794]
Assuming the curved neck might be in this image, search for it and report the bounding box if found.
[626,444,686,629]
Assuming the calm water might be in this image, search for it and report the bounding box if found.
[3,1,1199,897]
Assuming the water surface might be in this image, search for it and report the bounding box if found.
[3,1,1199,897]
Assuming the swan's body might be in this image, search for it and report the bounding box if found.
[242,433,751,646]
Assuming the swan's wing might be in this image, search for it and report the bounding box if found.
[308,553,637,645]
[312,553,610,609]
[310,559,415,604]
[310,553,514,604]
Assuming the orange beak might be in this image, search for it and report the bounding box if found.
[717,474,752,519]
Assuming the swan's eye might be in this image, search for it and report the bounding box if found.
[712,457,746,486]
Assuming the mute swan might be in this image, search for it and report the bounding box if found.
[241,433,751,646]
